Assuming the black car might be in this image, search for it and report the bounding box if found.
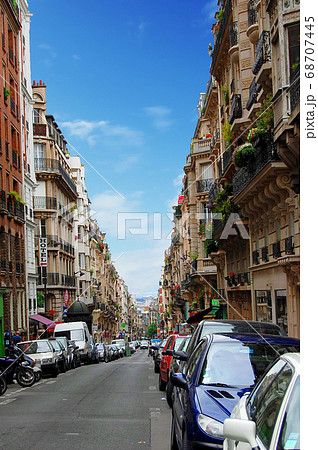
[55,336,73,370]
[166,335,191,408]
[48,338,68,373]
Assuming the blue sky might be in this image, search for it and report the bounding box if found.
[29,0,218,296]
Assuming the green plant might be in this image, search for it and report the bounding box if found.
[201,106,206,115]
[221,85,229,105]
[37,292,45,308]
[90,268,94,274]
[233,143,255,168]
[255,97,274,133]
[222,121,235,148]
[204,239,219,255]
[3,87,11,100]
[216,9,224,23]
[7,190,25,204]
[189,251,199,261]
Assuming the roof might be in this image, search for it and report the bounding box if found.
[208,332,300,346]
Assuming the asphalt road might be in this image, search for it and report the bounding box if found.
[0,349,171,450]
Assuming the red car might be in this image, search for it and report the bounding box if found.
[159,333,188,391]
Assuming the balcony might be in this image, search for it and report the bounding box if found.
[233,132,278,197]
[208,181,221,206]
[14,202,25,221]
[229,22,239,62]
[34,196,57,210]
[229,94,242,124]
[174,205,182,218]
[34,158,77,198]
[203,76,218,111]
[290,65,300,113]
[211,129,220,148]
[252,31,271,76]
[197,178,213,193]
[272,241,282,258]
[0,189,6,210]
[33,123,47,137]
[192,138,212,154]
[246,77,262,111]
[211,0,233,73]
[247,0,259,44]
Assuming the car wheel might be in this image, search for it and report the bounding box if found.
[61,360,67,373]
[159,373,167,391]
[170,415,178,450]
[166,380,174,408]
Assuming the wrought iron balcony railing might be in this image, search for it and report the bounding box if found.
[203,76,218,110]
[211,0,233,72]
[174,205,182,218]
[229,94,242,124]
[272,241,282,258]
[197,178,213,193]
[233,132,278,197]
[208,181,221,205]
[34,196,57,210]
[252,250,260,265]
[0,189,6,209]
[248,0,258,27]
[222,149,233,176]
[229,21,238,48]
[34,158,77,196]
[285,236,295,255]
[14,201,25,221]
[246,77,262,110]
[290,65,300,112]
[252,31,271,75]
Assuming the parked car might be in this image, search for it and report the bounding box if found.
[111,339,126,355]
[105,344,115,361]
[55,336,73,369]
[129,342,136,354]
[166,335,191,408]
[90,337,100,364]
[111,344,120,359]
[96,343,107,362]
[17,340,60,377]
[48,338,68,372]
[140,340,148,349]
[176,319,287,369]
[153,338,168,373]
[170,333,300,450]
[68,340,81,368]
[54,321,92,364]
[159,333,189,391]
[223,352,300,450]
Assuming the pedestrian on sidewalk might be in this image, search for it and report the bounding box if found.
[11,330,22,345]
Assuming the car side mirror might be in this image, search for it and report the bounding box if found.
[171,373,188,390]
[162,350,167,355]
[165,349,174,356]
[223,419,260,450]
[173,350,188,361]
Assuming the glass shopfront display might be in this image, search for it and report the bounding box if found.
[255,290,272,322]
[275,289,288,334]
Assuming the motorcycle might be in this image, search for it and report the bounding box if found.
[0,345,36,387]
[0,372,7,396]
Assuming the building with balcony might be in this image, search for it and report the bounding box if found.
[32,82,77,321]
[0,0,27,352]
[19,0,37,320]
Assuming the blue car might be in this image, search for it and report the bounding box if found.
[170,332,300,449]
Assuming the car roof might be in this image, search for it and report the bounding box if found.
[207,332,300,346]
[280,352,300,371]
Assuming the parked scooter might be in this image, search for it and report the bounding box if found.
[0,345,36,387]
[0,372,7,396]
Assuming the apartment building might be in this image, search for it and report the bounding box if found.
[0,0,27,353]
[32,82,78,321]
[19,0,37,320]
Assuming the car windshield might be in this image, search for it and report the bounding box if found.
[18,341,52,354]
[49,340,61,351]
[55,329,85,341]
[56,338,66,349]
[173,337,186,350]
[200,322,283,338]
[200,341,299,387]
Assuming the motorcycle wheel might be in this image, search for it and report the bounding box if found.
[0,376,7,396]
[16,368,36,387]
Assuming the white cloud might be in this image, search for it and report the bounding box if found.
[144,106,173,131]
[173,173,184,187]
[61,119,144,147]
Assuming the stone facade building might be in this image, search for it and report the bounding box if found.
[0,0,27,351]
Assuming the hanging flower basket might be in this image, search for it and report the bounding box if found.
[233,143,255,168]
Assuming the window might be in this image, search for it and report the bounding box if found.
[248,361,294,448]
[185,339,206,381]
[277,378,300,449]
[34,109,41,124]
[288,23,300,73]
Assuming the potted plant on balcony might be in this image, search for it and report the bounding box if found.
[233,143,256,168]
[204,239,219,255]
[7,190,25,204]
[3,87,11,101]
[247,97,274,145]
[221,85,229,105]
[222,121,236,152]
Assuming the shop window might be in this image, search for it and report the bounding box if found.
[275,289,288,334]
[256,290,272,322]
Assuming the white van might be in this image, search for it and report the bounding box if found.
[54,321,92,364]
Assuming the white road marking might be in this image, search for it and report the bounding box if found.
[0,398,17,405]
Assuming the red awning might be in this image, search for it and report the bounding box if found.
[29,314,55,330]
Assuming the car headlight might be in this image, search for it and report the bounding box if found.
[197,414,224,438]
[42,358,53,363]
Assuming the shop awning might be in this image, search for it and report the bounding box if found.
[29,314,55,330]
[186,306,213,325]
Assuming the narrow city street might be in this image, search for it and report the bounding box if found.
[0,350,171,450]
